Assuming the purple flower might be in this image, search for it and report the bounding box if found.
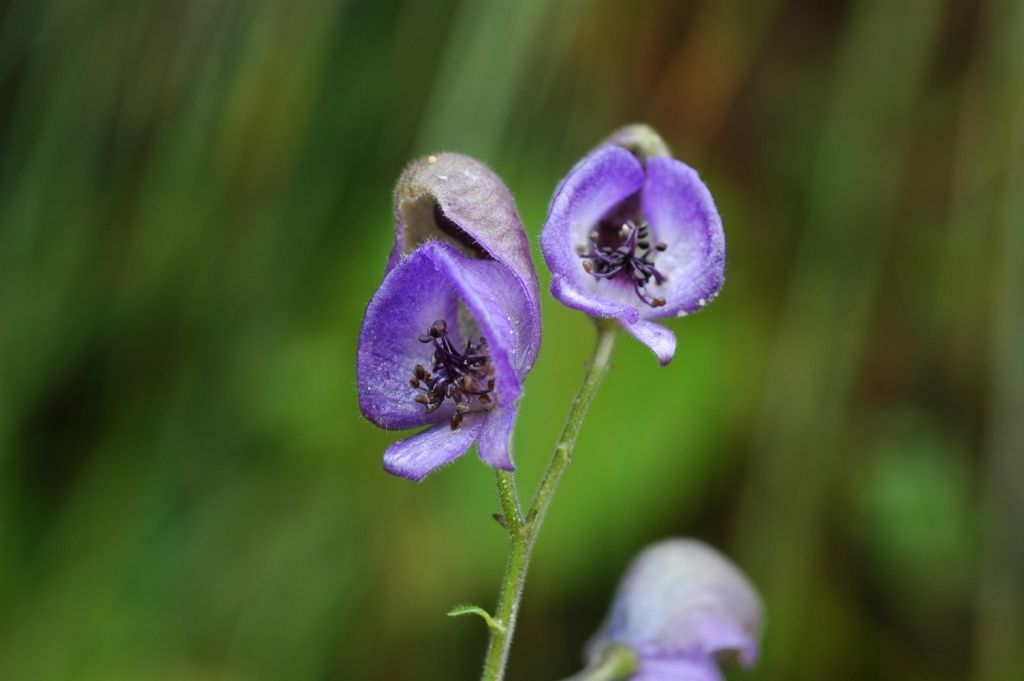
[586,539,763,681]
[541,125,725,365]
[358,154,540,481]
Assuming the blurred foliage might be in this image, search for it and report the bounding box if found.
[1,1,1022,680]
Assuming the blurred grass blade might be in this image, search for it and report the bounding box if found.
[733,0,945,677]
[973,2,1024,680]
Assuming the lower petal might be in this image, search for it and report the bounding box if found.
[477,404,519,471]
[382,416,485,482]
[551,276,641,324]
[624,320,677,365]
[632,656,722,681]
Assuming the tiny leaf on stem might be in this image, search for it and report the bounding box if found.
[447,604,506,634]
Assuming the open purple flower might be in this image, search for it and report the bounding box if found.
[541,125,725,365]
[358,154,540,481]
[586,539,763,681]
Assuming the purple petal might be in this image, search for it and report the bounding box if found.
[587,539,762,669]
[422,245,524,400]
[623,320,677,365]
[389,153,538,309]
[382,416,486,482]
[541,145,646,319]
[550,276,641,325]
[639,158,725,318]
[477,404,517,471]
[358,242,528,430]
[358,246,461,431]
[359,241,539,481]
[632,657,723,681]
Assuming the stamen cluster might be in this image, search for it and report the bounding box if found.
[577,220,668,307]
[410,319,496,430]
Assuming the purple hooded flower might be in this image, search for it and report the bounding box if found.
[541,125,725,365]
[388,153,539,302]
[358,154,540,481]
[585,539,763,681]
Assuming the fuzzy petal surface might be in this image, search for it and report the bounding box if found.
[382,416,486,482]
[476,404,517,471]
[623,320,677,365]
[391,155,537,313]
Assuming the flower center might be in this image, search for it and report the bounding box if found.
[410,319,496,430]
[577,220,668,307]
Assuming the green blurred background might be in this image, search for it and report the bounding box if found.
[1,0,1022,679]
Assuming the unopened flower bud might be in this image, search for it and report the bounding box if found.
[585,539,763,681]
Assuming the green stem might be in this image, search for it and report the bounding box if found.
[480,320,620,681]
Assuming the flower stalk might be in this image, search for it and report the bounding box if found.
[480,320,620,681]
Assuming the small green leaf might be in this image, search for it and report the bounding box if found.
[447,604,505,634]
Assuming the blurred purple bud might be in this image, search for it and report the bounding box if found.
[586,539,763,681]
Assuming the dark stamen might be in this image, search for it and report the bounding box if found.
[410,319,497,429]
[577,220,668,307]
